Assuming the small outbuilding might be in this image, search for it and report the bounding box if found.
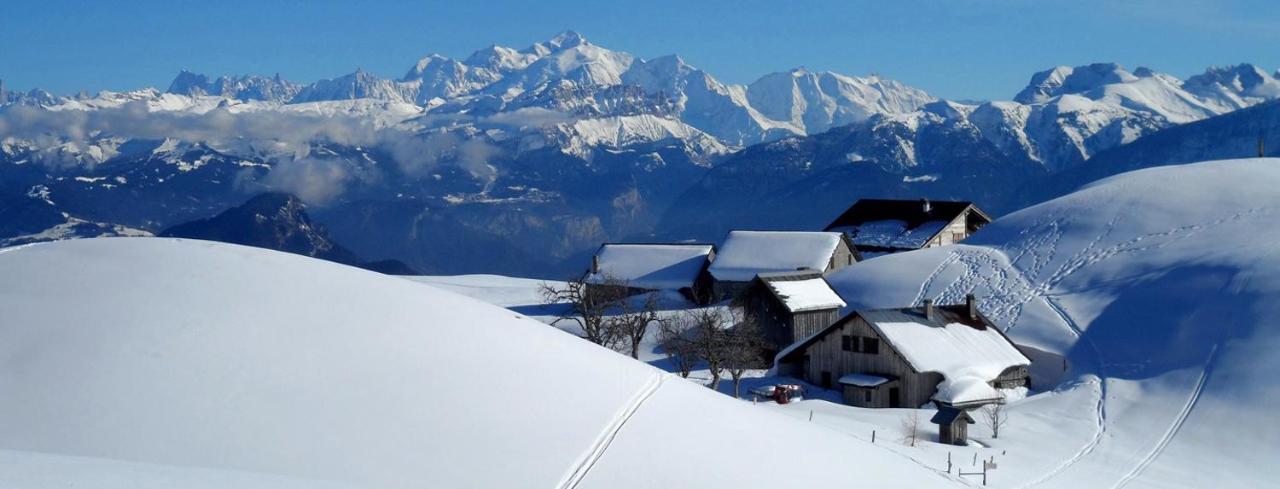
[584,243,715,304]
[824,199,991,257]
[734,271,846,353]
[707,230,858,301]
[777,294,1030,409]
[931,406,975,446]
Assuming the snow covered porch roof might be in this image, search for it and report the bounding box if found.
[754,271,846,313]
[585,243,714,290]
[707,230,847,282]
[838,373,893,387]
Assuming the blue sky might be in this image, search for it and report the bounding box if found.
[3,0,1279,101]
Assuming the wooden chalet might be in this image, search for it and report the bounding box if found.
[777,295,1029,409]
[584,243,715,304]
[706,230,858,301]
[733,271,846,354]
[824,199,991,256]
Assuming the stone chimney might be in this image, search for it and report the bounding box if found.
[592,255,600,274]
[966,293,978,320]
[921,198,932,213]
[923,298,935,322]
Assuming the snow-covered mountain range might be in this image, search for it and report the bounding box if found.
[3,31,1279,275]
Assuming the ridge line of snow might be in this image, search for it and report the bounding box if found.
[557,373,667,489]
[1111,344,1217,489]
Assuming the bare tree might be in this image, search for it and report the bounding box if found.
[900,410,921,447]
[685,308,732,391]
[722,314,769,398]
[608,292,661,359]
[980,396,1009,439]
[657,312,700,378]
[539,275,629,348]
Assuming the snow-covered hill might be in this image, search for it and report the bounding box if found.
[0,238,955,488]
[824,158,1280,488]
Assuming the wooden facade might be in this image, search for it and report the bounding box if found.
[779,298,1031,409]
[931,407,975,446]
[735,272,843,353]
[794,314,944,408]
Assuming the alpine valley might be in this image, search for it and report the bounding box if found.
[3,31,1279,276]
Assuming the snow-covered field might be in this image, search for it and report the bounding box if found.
[0,238,952,488]
[0,157,1276,488]
[411,158,1280,488]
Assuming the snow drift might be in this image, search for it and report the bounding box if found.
[827,158,1280,488]
[0,238,951,488]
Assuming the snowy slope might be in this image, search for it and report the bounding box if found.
[825,158,1280,488]
[0,238,955,488]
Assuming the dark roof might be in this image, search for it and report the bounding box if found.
[778,302,1004,364]
[824,199,990,235]
[930,406,975,425]
[754,270,825,282]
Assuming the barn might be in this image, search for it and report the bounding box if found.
[777,295,1030,409]
[706,231,858,301]
[733,271,846,353]
[824,199,991,256]
[583,243,716,304]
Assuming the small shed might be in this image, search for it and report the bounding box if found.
[734,271,846,352]
[584,243,715,304]
[931,406,975,446]
[707,230,858,301]
[824,199,991,257]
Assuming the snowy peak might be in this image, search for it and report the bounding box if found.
[745,68,935,134]
[1014,63,1137,104]
[166,70,301,102]
[1185,63,1280,100]
[536,30,589,52]
[291,69,413,103]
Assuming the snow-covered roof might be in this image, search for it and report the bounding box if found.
[824,199,987,251]
[832,219,949,249]
[760,273,846,313]
[585,243,713,290]
[708,231,843,282]
[838,373,891,387]
[864,309,1028,405]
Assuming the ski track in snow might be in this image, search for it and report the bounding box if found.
[557,373,666,489]
[1110,345,1217,489]
[1013,295,1108,489]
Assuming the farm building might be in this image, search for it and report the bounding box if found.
[824,199,991,256]
[777,295,1029,409]
[733,271,846,353]
[584,243,715,304]
[706,231,857,301]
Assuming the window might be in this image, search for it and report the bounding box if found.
[863,337,880,354]
[841,335,853,351]
[821,371,832,389]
